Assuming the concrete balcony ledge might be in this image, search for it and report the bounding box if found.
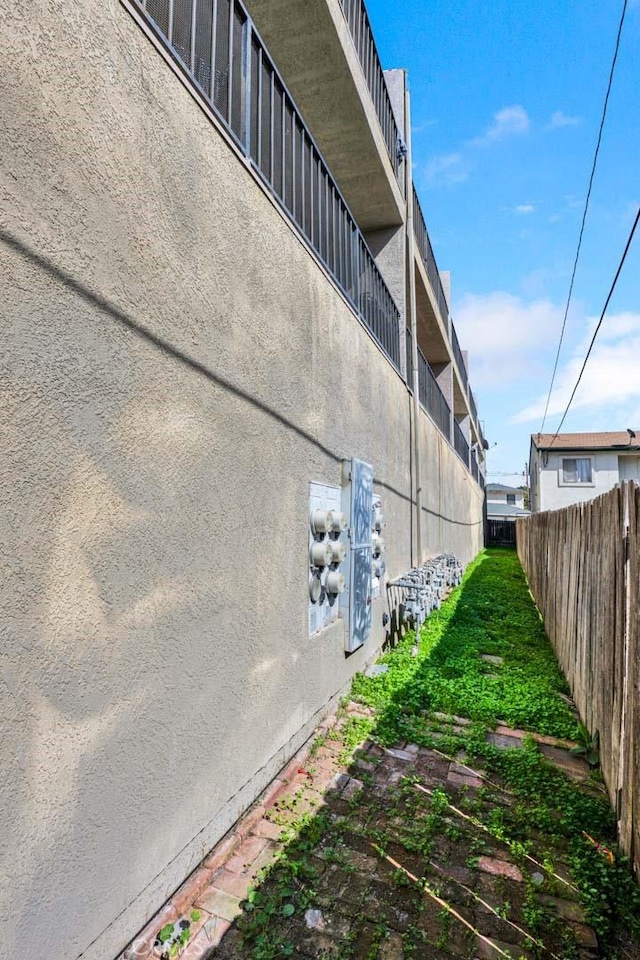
[244,0,405,231]
[414,248,482,438]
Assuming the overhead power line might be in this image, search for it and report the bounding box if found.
[547,207,640,446]
[540,0,629,433]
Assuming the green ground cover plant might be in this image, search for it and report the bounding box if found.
[229,549,640,960]
[351,550,576,742]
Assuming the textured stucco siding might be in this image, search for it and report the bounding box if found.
[536,451,621,511]
[0,2,483,959]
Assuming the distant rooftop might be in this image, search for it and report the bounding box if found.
[486,482,522,492]
[532,431,640,451]
[486,502,531,517]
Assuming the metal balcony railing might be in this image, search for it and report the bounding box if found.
[412,188,450,327]
[412,188,479,423]
[453,419,470,467]
[338,0,401,177]
[418,348,452,442]
[468,386,478,426]
[451,322,468,394]
[407,334,483,486]
[133,0,401,372]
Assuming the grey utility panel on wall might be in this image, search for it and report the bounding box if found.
[340,458,374,653]
[308,459,385,652]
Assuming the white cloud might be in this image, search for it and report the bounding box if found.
[423,105,530,189]
[423,152,470,187]
[512,312,640,422]
[548,110,580,129]
[454,291,562,389]
[470,105,530,147]
[515,204,535,214]
[412,119,438,134]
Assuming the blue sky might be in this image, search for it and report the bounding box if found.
[368,0,640,484]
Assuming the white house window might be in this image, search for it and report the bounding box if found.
[506,493,516,504]
[562,457,593,484]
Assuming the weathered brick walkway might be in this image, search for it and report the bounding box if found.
[122,703,613,960]
[121,551,640,960]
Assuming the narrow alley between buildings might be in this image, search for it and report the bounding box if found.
[139,551,640,960]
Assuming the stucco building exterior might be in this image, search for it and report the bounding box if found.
[1,2,486,958]
[529,432,640,512]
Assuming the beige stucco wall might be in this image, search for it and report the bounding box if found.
[0,2,483,958]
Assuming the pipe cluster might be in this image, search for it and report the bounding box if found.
[390,554,462,625]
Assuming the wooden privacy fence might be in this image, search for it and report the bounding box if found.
[517,482,640,876]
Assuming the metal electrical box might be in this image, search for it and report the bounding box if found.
[340,458,374,653]
[308,482,345,636]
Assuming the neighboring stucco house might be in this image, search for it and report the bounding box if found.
[486,482,530,520]
[529,432,640,512]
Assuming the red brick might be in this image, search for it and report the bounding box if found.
[225,835,267,874]
[342,777,364,800]
[568,922,598,950]
[317,716,337,733]
[477,857,523,882]
[207,868,253,899]
[250,840,282,875]
[477,936,533,959]
[283,771,311,794]
[252,818,284,840]
[538,744,590,780]
[236,804,266,840]
[310,767,339,793]
[448,771,484,789]
[180,914,231,960]
[203,832,238,872]
[123,901,178,959]
[260,777,285,808]
[122,935,155,960]
[433,712,472,726]
[171,866,213,916]
[180,927,216,960]
[378,931,404,959]
[384,747,415,762]
[202,916,232,948]
[280,754,307,785]
[194,885,243,921]
[450,761,485,779]
[494,724,577,749]
[540,895,585,923]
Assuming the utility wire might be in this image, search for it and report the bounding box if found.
[547,207,640,446]
[540,0,629,433]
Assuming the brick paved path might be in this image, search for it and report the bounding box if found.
[123,703,618,960]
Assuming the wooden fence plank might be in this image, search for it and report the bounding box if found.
[518,483,639,876]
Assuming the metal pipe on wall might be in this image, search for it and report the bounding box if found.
[404,84,423,564]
